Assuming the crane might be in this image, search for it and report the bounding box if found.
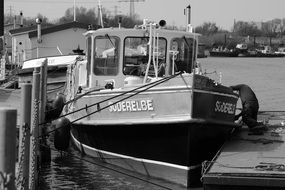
[118,0,145,18]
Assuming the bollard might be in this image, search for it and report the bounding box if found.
[0,107,17,190]
[29,67,40,190]
[17,83,32,190]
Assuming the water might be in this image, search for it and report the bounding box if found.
[39,145,187,190]
[5,57,285,190]
[200,57,285,111]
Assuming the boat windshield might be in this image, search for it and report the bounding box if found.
[169,37,197,74]
[123,37,166,77]
[93,36,120,76]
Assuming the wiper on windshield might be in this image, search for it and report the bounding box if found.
[183,36,190,49]
[105,34,116,49]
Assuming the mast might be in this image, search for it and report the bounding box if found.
[73,0,76,21]
[98,0,104,28]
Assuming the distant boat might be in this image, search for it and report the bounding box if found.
[209,45,240,57]
[209,48,239,57]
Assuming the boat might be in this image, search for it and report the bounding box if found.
[17,54,85,100]
[255,46,285,57]
[59,18,239,187]
[209,46,239,57]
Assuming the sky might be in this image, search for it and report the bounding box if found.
[4,0,285,30]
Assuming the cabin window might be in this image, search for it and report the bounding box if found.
[123,37,167,76]
[93,35,119,76]
[169,37,197,74]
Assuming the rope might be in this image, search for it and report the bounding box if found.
[40,143,174,190]
[202,161,285,172]
[233,137,284,144]
[64,87,104,106]
[255,162,285,172]
[42,87,104,124]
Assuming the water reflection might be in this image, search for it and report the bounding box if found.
[39,145,182,190]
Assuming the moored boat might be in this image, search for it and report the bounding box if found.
[60,18,239,187]
[17,54,85,100]
[209,47,239,57]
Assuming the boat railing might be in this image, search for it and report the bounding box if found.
[143,22,160,83]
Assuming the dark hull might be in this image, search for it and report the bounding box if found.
[209,51,239,57]
[71,121,236,187]
[239,52,285,57]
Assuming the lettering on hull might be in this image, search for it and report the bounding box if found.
[109,99,154,112]
[214,100,236,114]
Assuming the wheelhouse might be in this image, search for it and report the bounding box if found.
[81,24,199,90]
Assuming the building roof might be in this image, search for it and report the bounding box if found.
[9,25,38,35]
[9,21,96,37]
[29,21,90,38]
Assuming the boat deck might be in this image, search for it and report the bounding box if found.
[202,112,285,190]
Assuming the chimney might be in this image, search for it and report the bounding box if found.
[186,5,191,25]
[20,11,23,27]
[36,18,42,43]
[0,0,3,36]
[185,5,192,33]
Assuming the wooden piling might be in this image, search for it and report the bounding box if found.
[39,58,50,163]
[17,83,32,190]
[39,59,47,130]
[0,108,17,190]
[29,67,40,190]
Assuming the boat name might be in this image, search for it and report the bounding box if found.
[108,99,154,112]
[215,101,235,114]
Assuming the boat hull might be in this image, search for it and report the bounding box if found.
[66,74,238,187]
[70,121,236,187]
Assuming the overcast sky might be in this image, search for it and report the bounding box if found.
[5,0,285,30]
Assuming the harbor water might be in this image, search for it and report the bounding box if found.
[1,57,285,189]
[39,145,179,190]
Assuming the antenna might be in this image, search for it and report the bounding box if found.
[118,0,145,18]
[73,0,76,21]
[98,0,104,28]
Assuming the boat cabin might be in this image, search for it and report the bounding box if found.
[77,22,199,90]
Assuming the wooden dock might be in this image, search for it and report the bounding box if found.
[202,112,285,190]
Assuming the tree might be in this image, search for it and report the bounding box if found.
[57,7,141,28]
[4,13,50,27]
[105,15,142,28]
[58,7,97,25]
[233,21,262,37]
[195,22,219,36]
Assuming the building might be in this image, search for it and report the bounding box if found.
[9,21,91,65]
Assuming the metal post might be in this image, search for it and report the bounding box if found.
[17,83,32,190]
[29,67,40,190]
[0,108,17,190]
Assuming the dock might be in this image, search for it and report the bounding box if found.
[202,112,285,190]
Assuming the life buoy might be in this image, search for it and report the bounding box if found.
[54,117,71,151]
